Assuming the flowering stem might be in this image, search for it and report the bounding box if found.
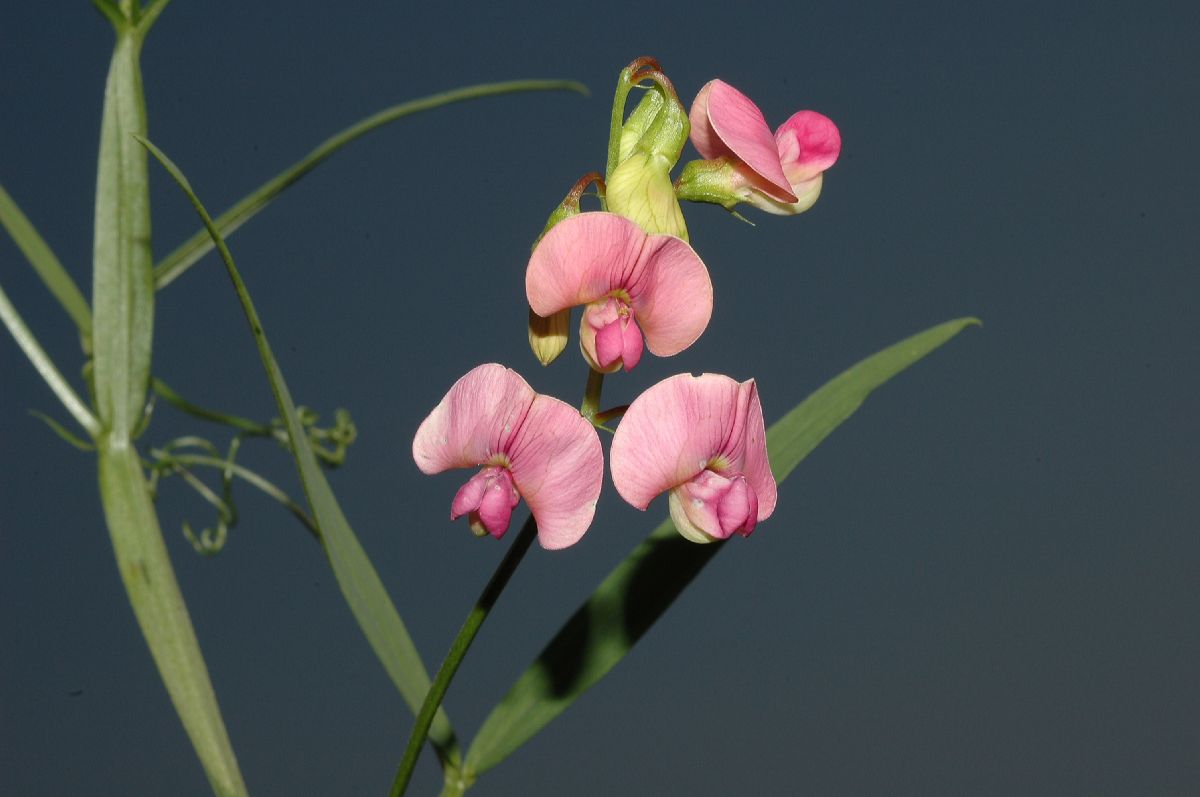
[606,58,659,180]
[592,404,628,428]
[388,514,539,797]
[606,67,635,181]
[580,367,605,421]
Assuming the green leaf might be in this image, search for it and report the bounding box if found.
[98,442,249,797]
[90,0,125,29]
[0,182,92,342]
[0,279,99,438]
[91,26,154,440]
[135,0,172,35]
[138,135,461,767]
[463,316,981,776]
[153,79,588,289]
[28,410,96,451]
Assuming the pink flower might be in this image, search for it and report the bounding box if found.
[412,364,603,549]
[679,79,841,215]
[526,212,713,374]
[610,373,777,543]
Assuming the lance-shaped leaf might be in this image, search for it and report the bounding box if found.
[92,22,153,440]
[153,80,587,289]
[0,183,92,341]
[138,136,462,767]
[98,442,248,797]
[463,316,980,776]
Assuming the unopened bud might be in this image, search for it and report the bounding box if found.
[527,306,570,366]
[607,86,690,239]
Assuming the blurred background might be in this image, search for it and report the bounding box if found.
[2,2,1197,794]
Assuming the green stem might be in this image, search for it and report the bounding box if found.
[388,515,539,797]
[605,67,635,181]
[580,368,605,421]
[152,377,274,436]
[592,404,628,428]
[0,279,100,438]
[157,452,319,538]
[437,777,469,797]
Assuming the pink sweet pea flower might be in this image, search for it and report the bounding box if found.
[526,212,713,374]
[610,373,777,543]
[412,364,603,549]
[681,79,841,215]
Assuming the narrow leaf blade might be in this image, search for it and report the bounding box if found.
[0,182,92,337]
[91,30,154,439]
[138,136,461,766]
[99,443,249,797]
[464,317,980,775]
[153,79,587,289]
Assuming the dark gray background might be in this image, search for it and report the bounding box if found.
[2,2,1197,795]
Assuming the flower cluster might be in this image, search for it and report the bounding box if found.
[414,58,840,548]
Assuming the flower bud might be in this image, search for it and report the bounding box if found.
[616,90,665,164]
[607,85,690,239]
[527,306,570,366]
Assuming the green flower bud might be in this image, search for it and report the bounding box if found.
[607,86,690,240]
[527,306,570,366]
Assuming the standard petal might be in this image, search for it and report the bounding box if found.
[412,364,535,474]
[526,213,646,318]
[695,80,796,203]
[610,373,745,510]
[506,394,603,549]
[687,81,723,160]
[775,110,841,186]
[630,235,713,357]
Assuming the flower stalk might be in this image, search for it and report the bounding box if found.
[388,515,540,797]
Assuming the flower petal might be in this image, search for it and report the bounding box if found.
[526,213,645,318]
[611,373,744,509]
[593,314,626,371]
[620,318,644,371]
[669,485,722,543]
[687,81,723,160]
[775,110,842,186]
[449,466,519,539]
[507,394,604,549]
[628,235,713,357]
[412,364,535,474]
[690,79,796,203]
[717,474,758,536]
[722,378,776,523]
[450,468,490,520]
